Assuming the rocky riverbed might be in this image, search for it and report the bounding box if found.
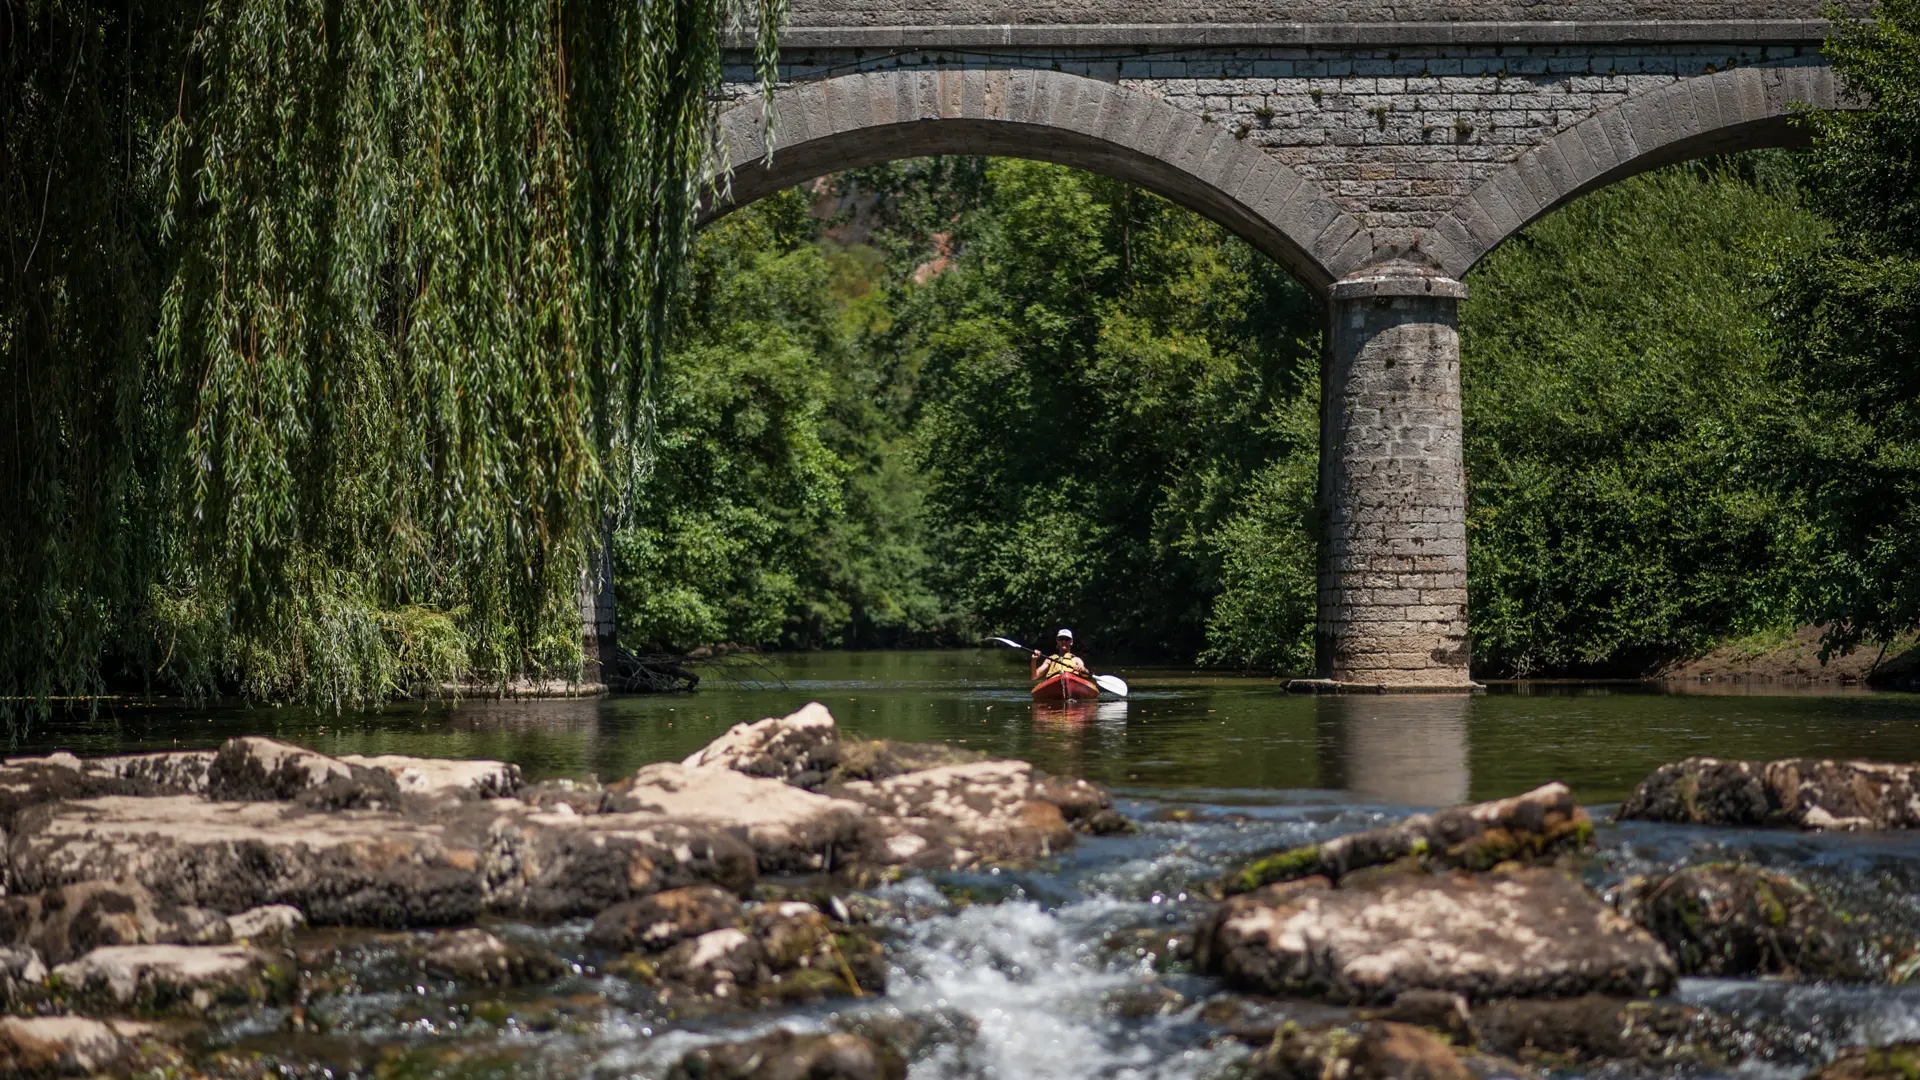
[0,708,1917,1078]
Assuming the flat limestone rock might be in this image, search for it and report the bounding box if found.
[0,879,230,963]
[831,759,1073,865]
[476,804,757,920]
[339,754,520,799]
[207,737,400,809]
[0,1016,154,1076]
[8,795,485,926]
[51,943,286,1014]
[1203,868,1675,1003]
[5,751,214,794]
[2,704,1118,931]
[605,763,867,873]
[1617,757,1920,830]
[1222,783,1592,896]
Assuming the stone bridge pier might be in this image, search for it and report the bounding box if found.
[580,1,1852,689]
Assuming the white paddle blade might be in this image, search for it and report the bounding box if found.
[986,636,1027,651]
[1094,674,1129,698]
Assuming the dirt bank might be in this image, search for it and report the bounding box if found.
[1657,627,1920,690]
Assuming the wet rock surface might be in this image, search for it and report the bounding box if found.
[1816,1042,1920,1080]
[586,885,742,952]
[0,1015,154,1076]
[668,1029,906,1080]
[50,943,289,1015]
[1618,757,1920,830]
[1621,863,1897,981]
[1203,867,1675,1002]
[1245,1019,1497,1080]
[1220,783,1592,896]
[0,726,1917,1079]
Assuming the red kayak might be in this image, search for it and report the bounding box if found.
[1031,671,1101,701]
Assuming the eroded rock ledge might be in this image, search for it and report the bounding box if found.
[1617,756,1920,830]
[1,703,1120,931]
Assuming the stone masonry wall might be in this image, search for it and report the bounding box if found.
[782,0,1834,26]
[725,43,1824,243]
[1318,287,1471,687]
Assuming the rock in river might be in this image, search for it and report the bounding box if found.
[0,1016,155,1077]
[0,705,1116,935]
[586,885,742,953]
[668,1029,906,1080]
[1219,782,1592,896]
[1617,757,1920,830]
[1620,863,1892,981]
[1202,868,1675,1003]
[1815,1043,1920,1080]
[50,943,291,1015]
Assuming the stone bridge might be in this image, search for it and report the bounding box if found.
[589,2,1849,690]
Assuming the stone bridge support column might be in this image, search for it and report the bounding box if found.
[1314,271,1475,691]
[579,530,617,689]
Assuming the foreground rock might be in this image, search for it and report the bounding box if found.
[1472,995,1783,1067]
[668,1030,906,1080]
[1245,1019,1516,1080]
[0,879,304,964]
[50,943,290,1016]
[1618,757,1920,830]
[587,885,742,952]
[0,706,1117,936]
[1219,783,1592,896]
[683,702,840,784]
[0,1016,154,1076]
[612,899,886,1005]
[1202,868,1674,1003]
[1621,864,1895,981]
[1815,1043,1920,1080]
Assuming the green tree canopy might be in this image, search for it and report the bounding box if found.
[2,0,783,711]
[1767,0,1920,653]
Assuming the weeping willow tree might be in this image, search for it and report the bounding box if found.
[2,0,784,713]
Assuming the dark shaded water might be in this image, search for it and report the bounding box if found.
[24,650,1920,1078]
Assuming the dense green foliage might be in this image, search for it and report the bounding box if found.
[1767,0,1920,654]
[1459,158,1828,675]
[620,162,1324,666]
[634,148,1913,677]
[2,0,782,710]
[615,188,953,651]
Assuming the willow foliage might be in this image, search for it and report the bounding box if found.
[3,0,784,712]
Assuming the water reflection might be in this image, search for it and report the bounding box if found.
[1028,701,1130,729]
[1317,695,1471,806]
[19,650,1920,803]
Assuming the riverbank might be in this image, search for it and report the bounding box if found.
[1657,627,1920,690]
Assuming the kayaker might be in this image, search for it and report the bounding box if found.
[1031,629,1091,681]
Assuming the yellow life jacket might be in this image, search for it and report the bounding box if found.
[1037,651,1085,679]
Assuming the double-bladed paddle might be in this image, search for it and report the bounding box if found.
[985,636,1129,698]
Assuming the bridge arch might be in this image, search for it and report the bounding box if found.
[711,68,1365,291]
[640,44,1850,693]
[1424,63,1844,279]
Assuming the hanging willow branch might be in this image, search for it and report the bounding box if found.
[1,0,785,715]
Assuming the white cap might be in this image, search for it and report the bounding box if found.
[1055,628,1074,639]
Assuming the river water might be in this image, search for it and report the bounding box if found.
[27,650,1920,1077]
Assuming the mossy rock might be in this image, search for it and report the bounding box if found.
[1223,844,1324,896]
[825,740,987,785]
[1817,1042,1920,1080]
